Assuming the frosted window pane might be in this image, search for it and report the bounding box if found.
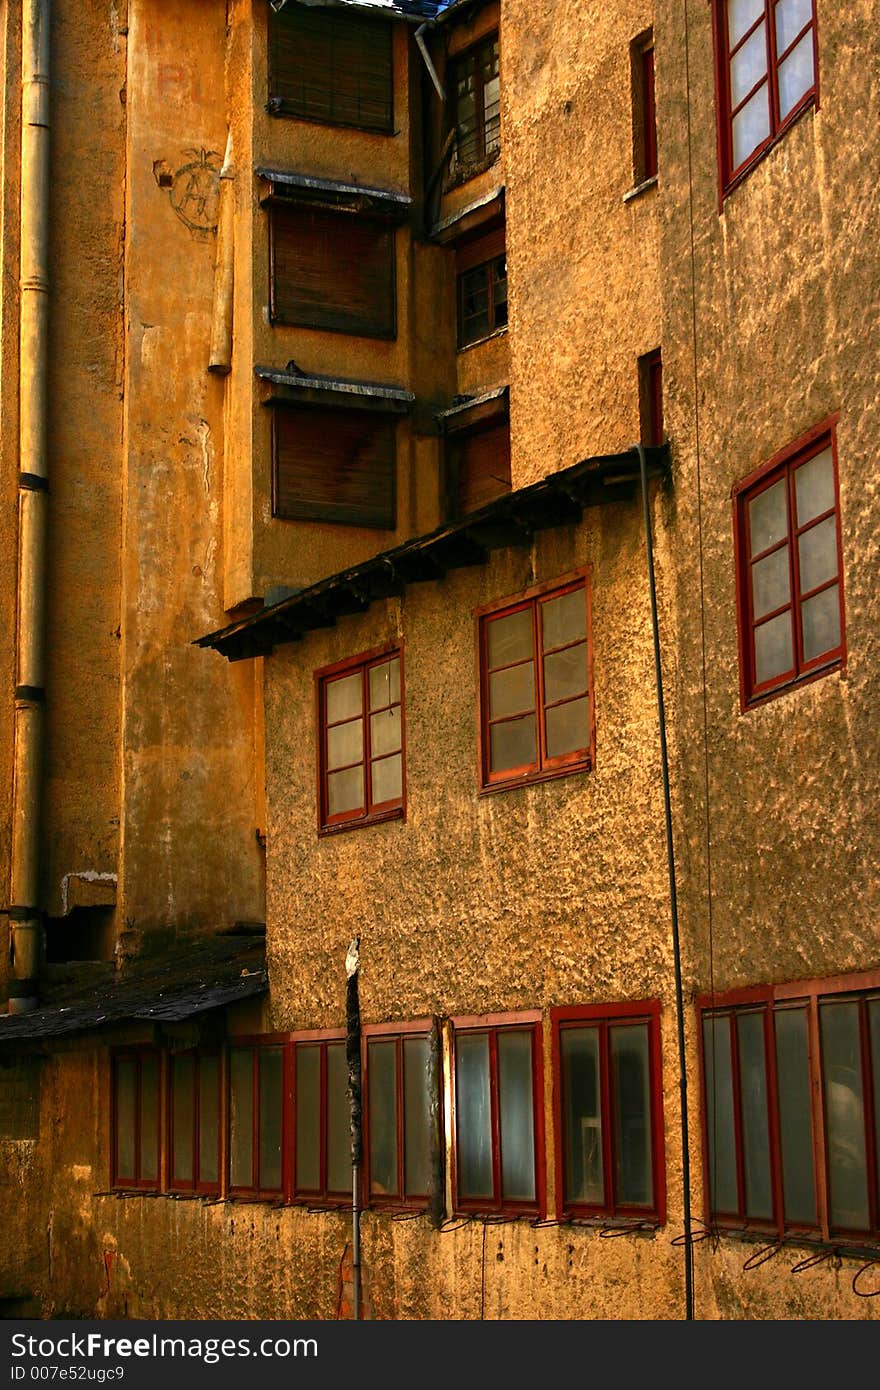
[751,545,790,619]
[489,661,535,718]
[749,478,788,556]
[801,585,840,662]
[798,516,838,593]
[487,608,532,667]
[490,715,536,773]
[545,696,590,759]
[368,1040,398,1196]
[732,84,771,168]
[754,610,793,684]
[369,657,400,710]
[498,1032,536,1202]
[403,1037,432,1197]
[326,672,362,724]
[820,1003,869,1230]
[115,1059,136,1180]
[794,448,834,525]
[295,1047,320,1191]
[326,1043,351,1194]
[541,589,586,650]
[728,0,764,48]
[777,32,814,119]
[259,1049,283,1191]
[370,706,401,758]
[775,0,813,52]
[544,643,587,704]
[172,1055,195,1183]
[198,1056,220,1184]
[869,1001,880,1209]
[456,1035,492,1198]
[327,718,363,771]
[731,22,768,108]
[736,1013,773,1220]
[703,1017,738,1213]
[611,1024,653,1206]
[774,1008,816,1225]
[561,1028,603,1205]
[370,752,402,805]
[229,1049,254,1188]
[140,1056,159,1182]
[327,765,363,816]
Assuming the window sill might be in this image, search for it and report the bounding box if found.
[622,174,658,204]
[479,757,592,797]
[709,1224,880,1265]
[318,806,404,838]
[457,326,508,355]
[742,655,843,712]
[720,95,816,205]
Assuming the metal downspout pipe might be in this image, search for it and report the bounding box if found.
[9,0,51,1014]
[635,443,695,1320]
[208,129,234,375]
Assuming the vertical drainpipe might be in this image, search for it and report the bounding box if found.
[208,128,234,375]
[9,0,51,1014]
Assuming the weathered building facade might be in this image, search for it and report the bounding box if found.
[0,0,878,1321]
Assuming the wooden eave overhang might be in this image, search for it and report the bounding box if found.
[427,186,504,245]
[195,443,669,664]
[256,167,412,222]
[256,365,415,415]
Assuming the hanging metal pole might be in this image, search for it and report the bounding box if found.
[345,937,362,1320]
[636,443,695,1321]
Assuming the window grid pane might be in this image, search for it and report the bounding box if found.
[320,652,404,827]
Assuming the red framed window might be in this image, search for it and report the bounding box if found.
[316,646,404,832]
[292,1031,351,1205]
[447,32,501,183]
[363,1021,437,1210]
[639,347,663,447]
[631,32,657,185]
[699,972,880,1245]
[168,1050,222,1195]
[450,1012,544,1217]
[733,419,844,708]
[457,225,507,349]
[713,0,818,193]
[227,1040,286,1199]
[112,1050,161,1190]
[476,572,593,792]
[551,1002,666,1223]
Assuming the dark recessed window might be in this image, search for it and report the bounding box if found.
[272,404,396,529]
[476,573,593,792]
[639,348,663,447]
[713,0,817,193]
[631,31,657,185]
[316,647,404,833]
[364,1024,436,1209]
[268,4,393,133]
[733,420,844,708]
[168,1050,221,1195]
[227,1043,285,1198]
[456,225,507,349]
[446,415,511,520]
[447,32,501,182]
[700,974,880,1245]
[270,204,396,339]
[293,1034,351,1204]
[451,1014,543,1217]
[552,1003,665,1222]
[112,1050,161,1191]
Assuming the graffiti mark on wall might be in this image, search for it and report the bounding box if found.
[155,149,221,238]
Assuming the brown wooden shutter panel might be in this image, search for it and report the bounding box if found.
[269,9,393,133]
[455,420,511,516]
[273,406,396,529]
[456,224,506,275]
[271,205,396,339]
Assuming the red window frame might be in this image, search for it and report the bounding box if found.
[475,571,594,793]
[631,32,657,186]
[362,1019,438,1211]
[111,1049,162,1191]
[226,1036,290,1201]
[551,1001,666,1224]
[291,1028,352,1207]
[639,347,663,447]
[698,970,880,1248]
[167,1049,222,1196]
[733,417,844,709]
[315,644,405,833]
[449,1010,545,1218]
[713,0,818,197]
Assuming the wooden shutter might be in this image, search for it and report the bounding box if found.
[268,7,393,133]
[273,406,396,529]
[451,419,511,518]
[271,205,396,339]
[455,223,506,274]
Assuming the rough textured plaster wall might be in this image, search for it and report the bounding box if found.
[502,0,661,487]
[118,0,263,939]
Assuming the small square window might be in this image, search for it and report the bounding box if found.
[292,1033,351,1204]
[363,1023,438,1209]
[227,1043,285,1198]
[450,1013,544,1217]
[476,573,593,792]
[552,1002,665,1222]
[112,1050,161,1191]
[316,647,404,832]
[713,0,818,194]
[268,5,393,133]
[733,420,844,708]
[447,32,501,184]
